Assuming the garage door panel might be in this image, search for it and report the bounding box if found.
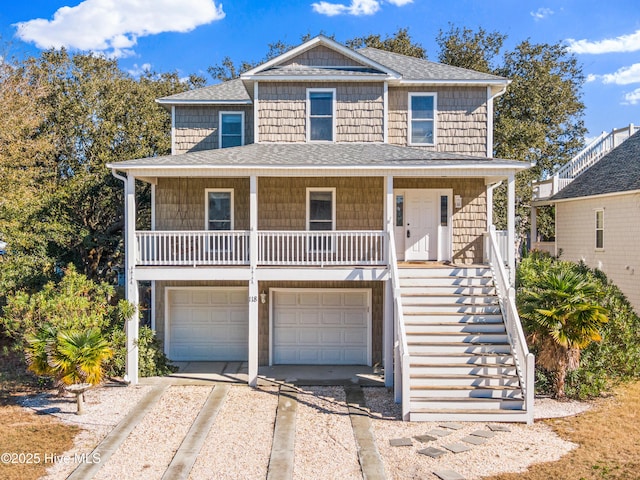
[273,290,370,366]
[168,288,248,361]
[229,291,248,304]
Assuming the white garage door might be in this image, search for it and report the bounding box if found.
[272,290,370,365]
[167,288,248,361]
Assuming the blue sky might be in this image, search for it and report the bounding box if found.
[1,0,639,139]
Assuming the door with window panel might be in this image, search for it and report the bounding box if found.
[308,189,334,252]
[206,190,233,254]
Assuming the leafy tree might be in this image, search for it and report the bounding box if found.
[346,28,426,58]
[436,27,586,246]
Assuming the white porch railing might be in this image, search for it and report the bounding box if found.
[389,232,410,421]
[257,231,385,266]
[135,230,386,267]
[136,231,250,266]
[483,230,509,266]
[487,225,535,424]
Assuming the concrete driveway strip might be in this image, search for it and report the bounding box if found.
[162,384,230,480]
[267,385,298,480]
[345,386,386,480]
[67,383,168,480]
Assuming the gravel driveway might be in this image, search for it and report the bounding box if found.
[20,379,589,480]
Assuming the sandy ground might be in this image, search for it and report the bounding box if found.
[20,382,592,480]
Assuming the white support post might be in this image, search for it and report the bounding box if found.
[125,174,139,385]
[253,82,259,144]
[507,173,516,286]
[383,175,394,387]
[383,82,388,144]
[486,86,494,157]
[486,182,494,229]
[248,175,259,387]
[530,205,537,249]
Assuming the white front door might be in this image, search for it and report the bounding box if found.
[405,190,438,261]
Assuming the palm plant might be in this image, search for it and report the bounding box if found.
[519,265,609,398]
[25,326,113,387]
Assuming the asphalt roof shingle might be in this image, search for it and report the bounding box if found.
[158,78,251,103]
[552,131,640,200]
[109,142,525,170]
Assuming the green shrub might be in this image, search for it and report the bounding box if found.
[1,265,175,380]
[517,256,640,398]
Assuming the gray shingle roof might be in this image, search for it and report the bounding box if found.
[157,78,251,103]
[109,143,525,169]
[552,131,640,200]
[357,47,508,82]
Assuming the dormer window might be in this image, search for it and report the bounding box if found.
[307,89,336,142]
[408,93,437,146]
[219,112,244,148]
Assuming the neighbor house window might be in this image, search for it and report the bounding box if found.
[307,89,335,142]
[595,209,604,249]
[307,188,335,230]
[408,93,436,145]
[206,189,233,230]
[219,112,244,148]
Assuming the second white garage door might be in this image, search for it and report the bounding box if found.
[272,289,371,365]
[167,287,248,361]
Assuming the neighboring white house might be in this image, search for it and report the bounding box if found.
[536,130,640,313]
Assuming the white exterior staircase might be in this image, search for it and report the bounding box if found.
[398,265,530,422]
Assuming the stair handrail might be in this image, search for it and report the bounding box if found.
[487,225,535,424]
[388,232,410,421]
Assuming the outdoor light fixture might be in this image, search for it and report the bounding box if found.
[260,290,267,304]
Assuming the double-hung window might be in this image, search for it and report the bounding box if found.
[595,209,604,249]
[307,188,335,251]
[219,112,244,148]
[408,93,436,146]
[307,89,335,142]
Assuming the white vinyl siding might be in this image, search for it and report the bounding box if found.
[408,93,437,146]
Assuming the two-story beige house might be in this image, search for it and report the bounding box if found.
[109,35,533,422]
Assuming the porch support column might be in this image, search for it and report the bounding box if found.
[507,173,516,285]
[530,205,538,250]
[248,175,259,387]
[383,175,394,388]
[125,174,139,385]
[486,182,494,229]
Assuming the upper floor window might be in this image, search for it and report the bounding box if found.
[219,112,244,148]
[408,93,436,146]
[307,89,335,142]
[595,209,604,249]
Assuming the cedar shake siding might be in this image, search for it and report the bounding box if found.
[154,280,384,366]
[280,45,365,67]
[258,82,384,143]
[388,86,488,155]
[154,176,486,263]
[174,106,254,154]
[155,177,250,231]
[394,178,487,264]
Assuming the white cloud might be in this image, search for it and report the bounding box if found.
[14,0,225,58]
[312,0,411,16]
[567,29,640,54]
[127,63,152,77]
[623,87,640,105]
[602,63,640,85]
[530,8,553,21]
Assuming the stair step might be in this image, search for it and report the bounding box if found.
[410,386,523,399]
[410,398,524,410]
[403,313,504,322]
[406,332,508,343]
[409,375,520,387]
[410,353,515,364]
[409,409,528,422]
[402,296,499,305]
[410,364,517,374]
[409,343,512,354]
[405,323,506,334]
[400,286,496,295]
[398,267,491,278]
[402,304,501,314]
